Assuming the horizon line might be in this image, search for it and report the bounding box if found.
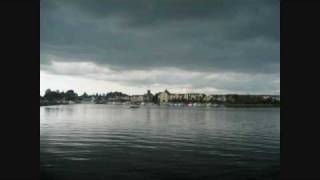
[40,89,280,96]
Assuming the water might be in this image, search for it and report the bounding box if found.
[40,104,280,180]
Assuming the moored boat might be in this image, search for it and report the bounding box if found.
[129,105,140,108]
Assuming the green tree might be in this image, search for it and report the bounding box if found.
[65,90,78,101]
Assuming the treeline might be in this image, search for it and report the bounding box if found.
[41,89,79,101]
[223,94,280,105]
[40,89,280,106]
[165,95,279,105]
[40,89,130,105]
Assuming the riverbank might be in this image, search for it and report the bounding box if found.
[41,102,280,108]
[223,104,280,108]
[40,102,69,106]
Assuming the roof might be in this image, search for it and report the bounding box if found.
[164,89,171,95]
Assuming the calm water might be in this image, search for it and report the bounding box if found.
[40,104,280,180]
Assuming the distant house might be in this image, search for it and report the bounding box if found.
[130,95,144,103]
[168,93,184,101]
[158,89,209,103]
[188,93,205,102]
[143,90,154,103]
[158,89,170,103]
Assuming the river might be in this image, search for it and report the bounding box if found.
[40,104,280,180]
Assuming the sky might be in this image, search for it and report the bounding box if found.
[40,0,280,96]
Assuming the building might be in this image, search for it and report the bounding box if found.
[130,95,144,103]
[143,90,153,103]
[181,93,206,102]
[158,89,206,103]
[191,93,205,101]
[168,93,184,101]
[158,89,170,103]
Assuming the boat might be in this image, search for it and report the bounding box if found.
[129,105,140,108]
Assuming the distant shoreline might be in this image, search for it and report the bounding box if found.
[40,103,280,108]
[40,102,69,106]
[223,104,280,108]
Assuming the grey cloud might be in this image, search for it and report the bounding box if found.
[41,60,279,95]
[40,0,279,94]
[41,0,279,74]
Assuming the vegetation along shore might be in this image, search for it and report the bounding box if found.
[40,89,280,107]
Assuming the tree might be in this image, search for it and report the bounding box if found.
[81,92,89,98]
[45,89,51,95]
[152,93,160,104]
[44,89,63,101]
[65,90,78,101]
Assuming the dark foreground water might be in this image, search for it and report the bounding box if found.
[40,104,280,180]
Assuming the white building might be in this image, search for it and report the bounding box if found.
[158,89,206,103]
[158,90,170,103]
[169,94,184,101]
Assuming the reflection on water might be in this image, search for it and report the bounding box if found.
[40,104,280,180]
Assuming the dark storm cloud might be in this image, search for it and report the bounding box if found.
[40,0,279,74]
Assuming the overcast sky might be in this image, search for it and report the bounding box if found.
[40,0,279,96]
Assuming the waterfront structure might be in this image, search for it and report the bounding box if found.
[168,93,185,101]
[41,88,280,105]
[143,90,153,103]
[184,93,206,102]
[130,95,144,103]
[158,90,207,103]
[130,90,153,103]
[158,89,170,103]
